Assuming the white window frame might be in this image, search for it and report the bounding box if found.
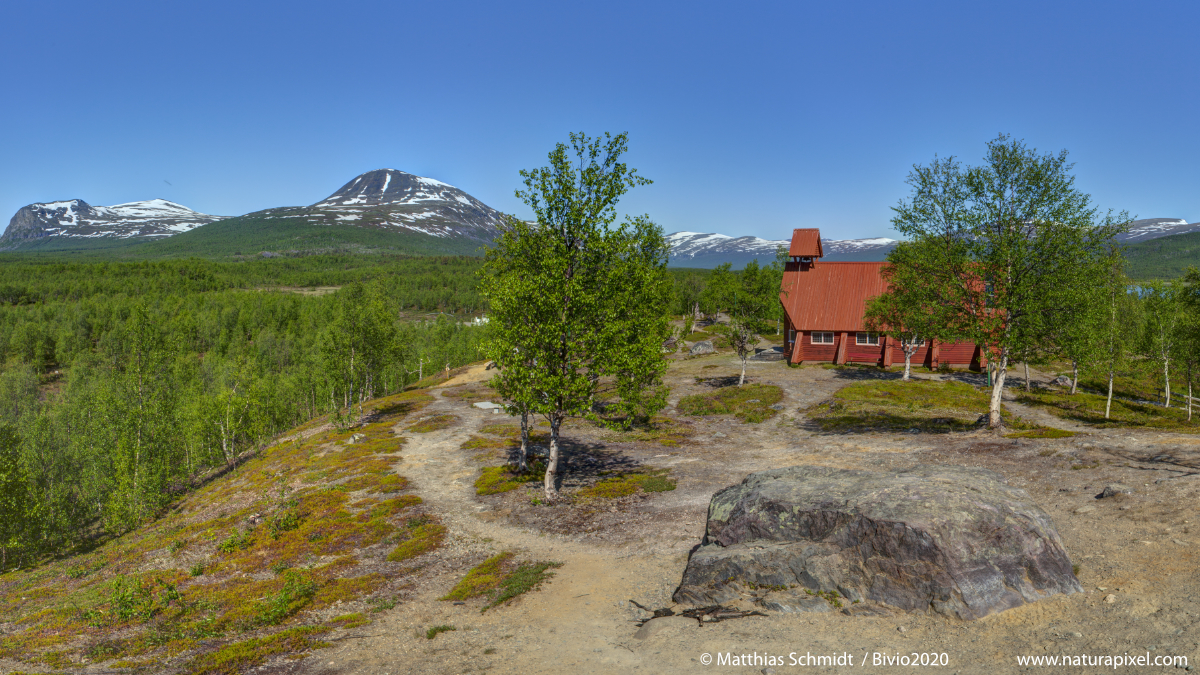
[856,332,880,346]
[788,329,796,343]
[811,331,834,345]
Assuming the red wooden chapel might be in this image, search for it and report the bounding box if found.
[778,228,982,369]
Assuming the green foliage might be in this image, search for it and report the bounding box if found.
[703,260,778,385]
[218,530,254,554]
[1124,231,1200,280]
[885,134,1131,427]
[0,424,34,569]
[480,132,671,498]
[0,257,486,562]
[678,383,783,423]
[252,571,319,627]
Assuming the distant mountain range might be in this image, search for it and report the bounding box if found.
[2,174,1197,276]
[665,232,898,268]
[0,169,504,254]
[0,199,223,247]
[1116,218,1200,243]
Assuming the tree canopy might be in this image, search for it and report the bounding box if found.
[882,134,1130,427]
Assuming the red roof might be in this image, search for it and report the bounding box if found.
[788,229,823,257]
[780,261,888,331]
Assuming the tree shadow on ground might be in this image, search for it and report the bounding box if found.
[503,437,643,491]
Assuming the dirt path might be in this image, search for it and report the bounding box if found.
[301,360,1200,675]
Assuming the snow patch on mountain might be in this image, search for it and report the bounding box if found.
[667,231,899,261]
[1118,218,1200,243]
[0,198,225,247]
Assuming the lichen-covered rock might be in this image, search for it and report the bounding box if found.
[674,464,1081,620]
[689,340,715,355]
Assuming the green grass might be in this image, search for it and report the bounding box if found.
[1016,389,1200,431]
[806,380,1033,432]
[678,383,783,423]
[426,624,456,639]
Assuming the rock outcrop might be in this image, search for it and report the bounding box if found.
[674,464,1081,620]
[689,340,715,355]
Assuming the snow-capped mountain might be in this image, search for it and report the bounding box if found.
[243,169,506,242]
[0,198,224,248]
[666,231,899,267]
[1117,218,1200,243]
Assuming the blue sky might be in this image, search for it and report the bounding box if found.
[2,0,1197,241]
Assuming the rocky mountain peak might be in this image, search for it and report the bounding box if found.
[313,169,481,209]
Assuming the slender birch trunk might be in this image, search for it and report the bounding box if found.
[1188,365,1193,422]
[1024,362,1031,393]
[518,409,530,472]
[1164,357,1171,408]
[987,350,1009,428]
[1070,361,1079,395]
[543,414,561,499]
[902,345,915,381]
[1105,370,1114,419]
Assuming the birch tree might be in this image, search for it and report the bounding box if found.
[864,240,954,381]
[888,135,1130,428]
[321,282,399,424]
[1140,280,1184,408]
[480,132,670,500]
[706,261,775,386]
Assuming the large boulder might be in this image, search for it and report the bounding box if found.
[674,464,1081,620]
[689,340,715,355]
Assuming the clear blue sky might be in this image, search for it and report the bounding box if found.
[2,0,1197,241]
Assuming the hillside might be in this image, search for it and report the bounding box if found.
[132,209,489,259]
[1123,230,1200,279]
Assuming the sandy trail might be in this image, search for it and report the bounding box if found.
[305,361,1200,675]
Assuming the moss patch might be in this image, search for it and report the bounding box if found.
[440,552,515,601]
[407,414,458,433]
[181,626,331,675]
[1017,389,1200,432]
[475,464,544,495]
[576,468,676,500]
[440,552,562,612]
[678,383,783,423]
[806,380,1030,433]
[1003,427,1077,439]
